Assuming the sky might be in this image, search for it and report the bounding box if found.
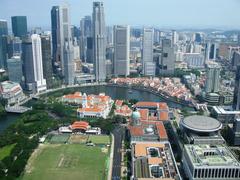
[0,0,240,30]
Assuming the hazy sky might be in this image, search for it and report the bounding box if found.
[0,0,240,30]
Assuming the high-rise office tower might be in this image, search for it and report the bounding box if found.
[7,55,22,83]
[22,35,46,93]
[63,41,74,85]
[92,2,106,81]
[31,34,46,92]
[232,51,240,70]
[209,43,217,60]
[194,33,202,43]
[51,6,61,65]
[204,42,210,61]
[0,20,8,69]
[51,4,73,83]
[7,37,22,58]
[80,16,92,61]
[205,62,221,93]
[142,28,155,76]
[154,29,161,44]
[22,38,35,91]
[106,26,113,45]
[11,16,27,38]
[0,20,8,36]
[233,66,240,110]
[172,30,178,46]
[160,39,175,75]
[41,35,53,88]
[238,33,240,46]
[113,25,130,77]
[86,37,93,63]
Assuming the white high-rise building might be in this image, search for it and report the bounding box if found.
[31,34,47,93]
[92,1,106,82]
[59,4,72,74]
[142,28,155,76]
[172,30,178,46]
[113,25,130,76]
[205,62,221,93]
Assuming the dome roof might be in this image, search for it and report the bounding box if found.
[132,111,141,121]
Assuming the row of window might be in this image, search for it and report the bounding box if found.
[193,168,240,178]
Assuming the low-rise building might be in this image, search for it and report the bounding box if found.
[180,115,225,145]
[134,102,169,121]
[62,92,114,119]
[211,106,240,123]
[59,121,101,135]
[114,100,132,117]
[183,144,240,180]
[131,142,181,179]
[0,81,25,105]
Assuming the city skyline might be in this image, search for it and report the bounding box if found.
[0,0,240,30]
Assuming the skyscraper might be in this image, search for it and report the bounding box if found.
[233,66,240,110]
[51,4,73,79]
[172,30,178,46]
[106,26,113,45]
[31,34,47,92]
[209,43,217,60]
[113,25,130,76]
[205,62,221,93]
[238,33,240,46]
[22,35,46,93]
[11,16,27,37]
[92,1,106,82]
[41,35,53,88]
[63,41,75,85]
[0,20,8,36]
[22,38,35,91]
[142,28,155,76]
[0,20,8,69]
[7,37,22,58]
[80,16,92,61]
[194,33,202,43]
[7,55,23,83]
[51,6,61,65]
[159,39,175,75]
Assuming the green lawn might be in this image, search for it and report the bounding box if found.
[0,143,16,160]
[88,135,110,144]
[22,144,109,180]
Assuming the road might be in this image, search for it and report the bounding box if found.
[112,126,125,180]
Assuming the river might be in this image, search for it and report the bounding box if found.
[0,85,189,133]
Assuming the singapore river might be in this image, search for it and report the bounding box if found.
[0,85,187,133]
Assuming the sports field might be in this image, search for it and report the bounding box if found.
[49,134,70,144]
[22,144,109,180]
[68,134,110,144]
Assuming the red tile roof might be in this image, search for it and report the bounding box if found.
[159,111,169,121]
[138,109,149,121]
[156,122,168,140]
[115,100,123,107]
[71,121,89,130]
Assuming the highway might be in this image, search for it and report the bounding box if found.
[112,126,125,180]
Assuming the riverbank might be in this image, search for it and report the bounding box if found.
[107,83,194,108]
[0,84,194,134]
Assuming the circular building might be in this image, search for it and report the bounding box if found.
[180,115,222,134]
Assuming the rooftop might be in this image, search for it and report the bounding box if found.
[0,81,22,93]
[181,115,222,133]
[185,144,240,167]
[133,142,180,179]
[128,121,168,140]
